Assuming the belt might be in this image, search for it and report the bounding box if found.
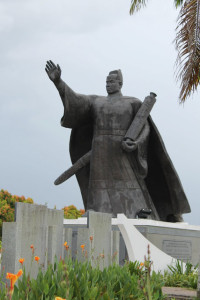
[95,129,126,136]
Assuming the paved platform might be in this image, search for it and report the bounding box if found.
[162,287,197,299]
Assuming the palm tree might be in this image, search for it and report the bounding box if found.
[130,0,200,102]
[130,0,184,14]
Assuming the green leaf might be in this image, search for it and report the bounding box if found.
[43,282,49,295]
[89,286,98,299]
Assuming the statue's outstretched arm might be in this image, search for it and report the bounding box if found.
[45,60,92,128]
[45,60,78,102]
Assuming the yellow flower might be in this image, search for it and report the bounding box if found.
[63,241,67,247]
[55,297,66,300]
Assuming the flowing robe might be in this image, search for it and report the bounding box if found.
[55,79,191,221]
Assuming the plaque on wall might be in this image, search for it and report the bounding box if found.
[162,240,192,261]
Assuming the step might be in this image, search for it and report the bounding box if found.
[162,287,197,299]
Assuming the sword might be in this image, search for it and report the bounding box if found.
[54,92,157,185]
[54,150,91,185]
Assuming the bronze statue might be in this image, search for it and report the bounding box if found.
[45,60,191,222]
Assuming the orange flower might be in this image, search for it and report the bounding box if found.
[17,269,23,277]
[30,244,34,255]
[63,241,69,250]
[89,236,93,241]
[34,256,40,263]
[80,244,85,249]
[55,297,66,300]
[140,262,144,267]
[19,258,24,265]
[80,209,85,215]
[6,269,23,294]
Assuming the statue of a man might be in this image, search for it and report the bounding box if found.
[45,60,190,222]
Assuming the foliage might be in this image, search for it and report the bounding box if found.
[128,260,145,277]
[175,0,184,8]
[164,260,198,289]
[175,0,200,101]
[0,257,166,300]
[129,0,148,14]
[0,189,34,241]
[62,205,85,219]
[129,0,184,15]
[0,248,198,299]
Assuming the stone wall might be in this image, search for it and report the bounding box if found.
[1,204,120,282]
[1,202,63,279]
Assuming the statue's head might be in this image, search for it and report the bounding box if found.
[106,69,123,95]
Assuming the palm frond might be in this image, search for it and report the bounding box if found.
[130,0,148,15]
[175,0,200,102]
[175,0,184,8]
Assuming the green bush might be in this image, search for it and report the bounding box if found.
[1,247,198,299]
[163,260,198,289]
[62,205,85,219]
[1,258,166,300]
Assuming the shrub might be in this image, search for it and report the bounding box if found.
[62,205,85,219]
[1,258,165,299]
[164,260,198,289]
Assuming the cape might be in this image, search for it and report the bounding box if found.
[69,117,191,221]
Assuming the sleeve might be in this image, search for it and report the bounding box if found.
[54,79,94,128]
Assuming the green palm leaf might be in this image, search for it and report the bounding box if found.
[175,0,185,8]
[130,0,184,15]
[130,0,148,15]
[175,0,200,101]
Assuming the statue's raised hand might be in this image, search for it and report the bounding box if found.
[45,60,61,83]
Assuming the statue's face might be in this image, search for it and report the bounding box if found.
[106,74,121,95]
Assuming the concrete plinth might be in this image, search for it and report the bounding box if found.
[1,203,64,281]
[87,211,112,269]
[63,228,72,260]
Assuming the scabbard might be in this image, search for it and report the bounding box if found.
[54,150,91,185]
[124,92,157,141]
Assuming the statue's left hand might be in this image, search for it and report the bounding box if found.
[122,138,137,152]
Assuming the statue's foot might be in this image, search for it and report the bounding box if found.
[135,208,152,219]
[166,214,183,222]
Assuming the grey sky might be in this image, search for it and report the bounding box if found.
[1,0,200,224]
